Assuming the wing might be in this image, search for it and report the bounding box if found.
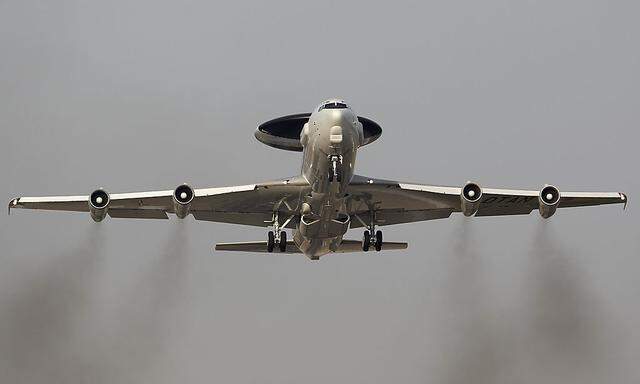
[345,175,627,227]
[8,177,310,227]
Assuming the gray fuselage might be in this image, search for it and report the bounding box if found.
[292,102,364,257]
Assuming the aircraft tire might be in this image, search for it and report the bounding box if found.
[267,231,275,252]
[375,230,383,251]
[362,230,371,251]
[279,231,287,252]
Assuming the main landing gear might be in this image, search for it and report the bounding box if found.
[359,212,383,252]
[267,230,287,253]
[266,211,292,252]
[362,229,383,252]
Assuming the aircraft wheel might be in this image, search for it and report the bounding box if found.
[362,230,371,252]
[375,230,383,252]
[267,231,275,252]
[279,231,287,252]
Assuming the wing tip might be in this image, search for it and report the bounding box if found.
[620,193,628,210]
[8,197,20,215]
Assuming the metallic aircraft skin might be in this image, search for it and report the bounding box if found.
[294,102,361,257]
[8,98,628,260]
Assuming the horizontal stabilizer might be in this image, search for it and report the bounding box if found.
[335,239,408,253]
[214,239,408,254]
[215,241,302,254]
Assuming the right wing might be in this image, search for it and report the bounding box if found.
[346,175,627,227]
[9,177,311,228]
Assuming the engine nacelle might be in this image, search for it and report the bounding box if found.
[89,189,110,222]
[538,185,560,218]
[460,181,483,216]
[173,184,194,219]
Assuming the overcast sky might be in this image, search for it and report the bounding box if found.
[1,1,638,383]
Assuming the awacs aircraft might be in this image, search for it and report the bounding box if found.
[9,99,627,260]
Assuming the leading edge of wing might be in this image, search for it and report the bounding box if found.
[9,195,89,214]
[7,176,308,216]
[348,176,627,220]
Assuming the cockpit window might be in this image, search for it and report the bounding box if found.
[318,102,348,111]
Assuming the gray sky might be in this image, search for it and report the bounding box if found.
[1,1,638,383]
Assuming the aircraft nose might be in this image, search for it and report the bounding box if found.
[327,109,357,130]
[330,125,343,145]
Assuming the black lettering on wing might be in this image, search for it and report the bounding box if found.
[481,195,535,207]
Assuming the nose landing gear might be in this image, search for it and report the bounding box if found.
[328,155,343,183]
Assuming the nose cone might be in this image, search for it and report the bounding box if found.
[315,99,357,127]
[327,108,356,126]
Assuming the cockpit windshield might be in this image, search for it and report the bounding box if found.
[318,101,349,111]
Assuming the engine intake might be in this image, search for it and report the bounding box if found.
[460,181,483,216]
[538,185,560,218]
[89,189,110,222]
[173,184,194,219]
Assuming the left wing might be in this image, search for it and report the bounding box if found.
[9,177,310,227]
[346,175,627,227]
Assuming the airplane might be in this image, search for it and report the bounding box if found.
[8,99,628,260]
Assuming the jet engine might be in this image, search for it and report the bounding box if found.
[89,189,110,222]
[173,184,194,219]
[538,185,560,218]
[460,181,483,216]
